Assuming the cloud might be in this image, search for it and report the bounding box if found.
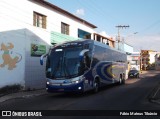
[99,31,111,38]
[75,8,85,16]
[126,34,160,52]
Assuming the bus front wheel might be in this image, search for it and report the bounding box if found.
[93,80,99,93]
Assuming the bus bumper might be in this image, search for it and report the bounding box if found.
[46,81,84,93]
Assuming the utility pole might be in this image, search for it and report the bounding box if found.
[140,49,142,72]
[115,25,130,50]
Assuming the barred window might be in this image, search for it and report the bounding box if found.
[33,12,46,29]
[61,22,69,35]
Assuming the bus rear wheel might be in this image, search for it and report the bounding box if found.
[119,76,122,84]
[119,74,125,85]
[122,74,125,84]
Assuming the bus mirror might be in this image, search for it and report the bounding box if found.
[40,59,43,65]
[40,54,47,65]
[79,49,89,62]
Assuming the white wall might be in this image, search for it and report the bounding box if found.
[155,54,160,70]
[0,0,95,89]
[0,0,48,89]
[0,31,25,88]
[0,0,95,42]
[149,52,156,64]
[24,29,50,90]
[124,44,133,53]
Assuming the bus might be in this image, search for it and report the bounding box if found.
[40,39,127,93]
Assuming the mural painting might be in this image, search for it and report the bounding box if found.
[0,43,22,70]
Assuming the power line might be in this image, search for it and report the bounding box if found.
[139,20,160,34]
[76,0,115,30]
[115,25,130,50]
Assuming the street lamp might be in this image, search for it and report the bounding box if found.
[134,32,138,35]
[124,32,138,45]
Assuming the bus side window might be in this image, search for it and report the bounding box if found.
[84,52,91,68]
[84,44,89,49]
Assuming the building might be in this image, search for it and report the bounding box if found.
[93,33,115,48]
[0,0,100,90]
[155,53,160,70]
[130,52,140,71]
[141,50,157,70]
[114,41,134,77]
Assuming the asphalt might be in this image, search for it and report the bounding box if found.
[0,71,160,104]
[148,80,160,104]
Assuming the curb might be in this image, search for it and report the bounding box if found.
[148,82,160,104]
[150,99,160,105]
[0,89,47,103]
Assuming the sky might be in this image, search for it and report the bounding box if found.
[47,0,160,52]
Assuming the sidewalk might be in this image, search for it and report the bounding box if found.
[149,82,160,104]
[0,89,47,103]
[141,70,160,104]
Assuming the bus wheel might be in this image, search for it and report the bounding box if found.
[93,80,99,93]
[119,75,122,85]
[122,74,125,84]
[122,78,125,84]
[119,74,125,85]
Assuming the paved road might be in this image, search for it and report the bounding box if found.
[0,71,160,118]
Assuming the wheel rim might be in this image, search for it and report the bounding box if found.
[119,77,122,84]
[94,82,98,93]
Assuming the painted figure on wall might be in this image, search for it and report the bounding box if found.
[0,43,22,70]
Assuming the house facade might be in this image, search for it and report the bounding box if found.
[93,33,115,48]
[155,53,160,70]
[140,50,157,70]
[0,0,98,90]
[129,52,140,71]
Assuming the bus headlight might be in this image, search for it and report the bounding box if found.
[75,80,79,84]
[72,76,85,84]
[72,80,80,84]
[46,82,50,85]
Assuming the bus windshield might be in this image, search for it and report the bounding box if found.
[46,46,84,79]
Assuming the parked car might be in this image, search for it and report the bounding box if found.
[128,70,139,78]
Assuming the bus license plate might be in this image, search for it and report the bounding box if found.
[58,89,64,91]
